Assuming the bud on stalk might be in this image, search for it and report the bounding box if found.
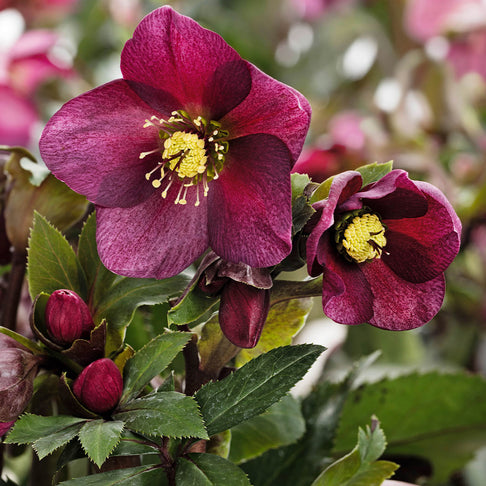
[45,289,94,345]
[73,358,123,414]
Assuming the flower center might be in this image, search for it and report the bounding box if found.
[140,110,228,206]
[334,209,387,263]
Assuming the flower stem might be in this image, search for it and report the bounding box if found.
[181,328,206,396]
[0,249,26,330]
[270,276,323,306]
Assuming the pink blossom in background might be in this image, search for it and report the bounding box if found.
[0,29,73,145]
[405,0,486,81]
[0,0,79,24]
[290,0,357,20]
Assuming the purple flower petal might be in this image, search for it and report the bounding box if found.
[306,171,363,273]
[39,79,168,208]
[221,62,312,162]
[362,260,445,330]
[95,191,208,278]
[382,180,462,283]
[319,235,374,324]
[208,134,293,268]
[352,170,428,219]
[121,6,248,119]
[219,281,270,348]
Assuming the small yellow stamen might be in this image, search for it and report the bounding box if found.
[342,213,387,263]
[163,131,208,179]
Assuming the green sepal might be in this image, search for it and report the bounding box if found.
[355,161,393,187]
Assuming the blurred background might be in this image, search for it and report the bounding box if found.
[1,0,485,485]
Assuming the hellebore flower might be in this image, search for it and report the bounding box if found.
[72,358,123,414]
[0,334,39,422]
[44,289,94,345]
[195,252,273,348]
[39,6,311,279]
[306,169,461,330]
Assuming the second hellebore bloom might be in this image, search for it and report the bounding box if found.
[306,170,461,330]
[39,6,311,279]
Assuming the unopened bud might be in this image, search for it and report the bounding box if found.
[45,289,94,345]
[73,359,123,414]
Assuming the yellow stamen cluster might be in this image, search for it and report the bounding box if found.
[140,110,229,206]
[341,213,387,263]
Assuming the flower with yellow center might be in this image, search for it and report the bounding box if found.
[335,209,387,263]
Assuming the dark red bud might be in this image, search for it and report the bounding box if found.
[45,289,94,345]
[72,358,123,414]
[0,420,15,437]
[0,337,39,422]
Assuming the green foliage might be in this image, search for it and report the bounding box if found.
[120,332,191,403]
[114,391,208,440]
[290,172,316,235]
[28,212,88,300]
[196,344,325,437]
[333,371,486,483]
[228,394,306,464]
[5,414,86,460]
[176,454,251,486]
[355,161,393,188]
[241,352,380,486]
[58,465,165,485]
[312,419,398,485]
[78,420,125,468]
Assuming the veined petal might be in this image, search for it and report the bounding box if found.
[319,235,374,325]
[208,134,292,268]
[95,190,209,279]
[221,61,312,162]
[219,281,270,348]
[362,259,445,330]
[40,79,172,208]
[306,171,363,274]
[121,6,248,119]
[382,180,462,283]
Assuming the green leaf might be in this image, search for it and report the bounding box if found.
[333,371,486,484]
[290,172,316,235]
[229,394,306,464]
[236,298,313,367]
[241,352,381,486]
[92,273,189,330]
[176,454,251,486]
[5,414,87,460]
[312,419,398,486]
[196,344,325,437]
[120,332,191,403]
[167,285,219,326]
[27,212,88,299]
[78,420,124,467]
[355,161,393,187]
[58,465,164,486]
[111,431,159,457]
[77,212,117,309]
[115,391,208,439]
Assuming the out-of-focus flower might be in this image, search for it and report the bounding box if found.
[0,333,39,422]
[39,6,311,279]
[405,0,486,80]
[290,0,357,21]
[292,112,366,182]
[0,29,73,146]
[306,169,461,330]
[0,0,79,24]
[195,252,272,348]
[72,358,123,414]
[44,289,94,346]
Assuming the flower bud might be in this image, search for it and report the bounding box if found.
[72,359,123,414]
[45,289,94,345]
[0,334,39,422]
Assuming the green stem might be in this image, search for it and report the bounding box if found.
[270,276,323,306]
